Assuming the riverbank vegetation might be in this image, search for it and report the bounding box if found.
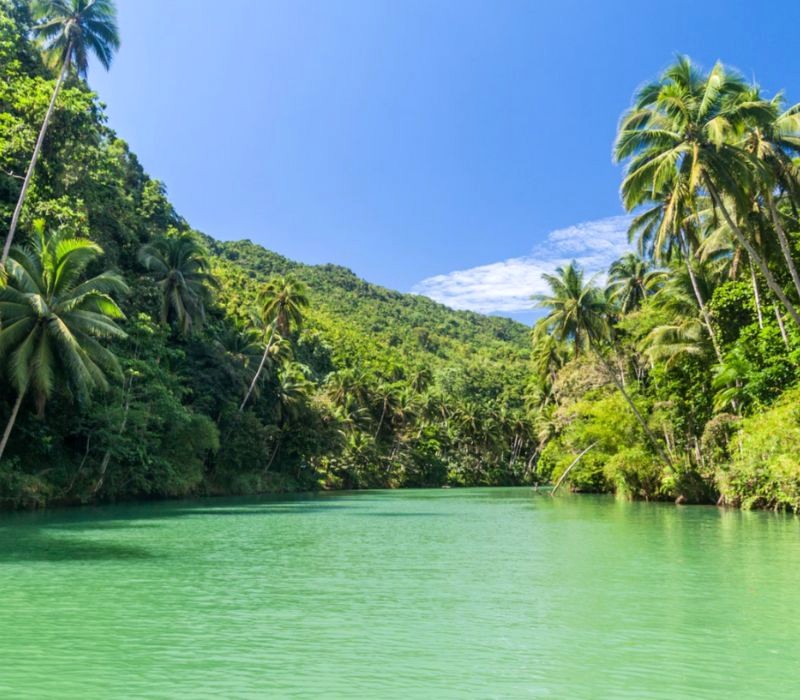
[0,1,534,508]
[533,57,800,510]
[2,1,800,510]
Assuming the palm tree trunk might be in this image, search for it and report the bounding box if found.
[750,259,764,329]
[705,176,800,329]
[551,441,597,495]
[766,192,800,303]
[2,48,71,267]
[0,390,25,461]
[775,306,790,347]
[682,251,723,362]
[374,398,388,439]
[590,339,673,468]
[679,229,722,361]
[92,374,135,494]
[264,438,280,473]
[239,321,277,412]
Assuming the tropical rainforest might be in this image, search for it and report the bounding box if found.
[2,0,800,511]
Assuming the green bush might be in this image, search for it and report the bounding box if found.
[717,387,800,510]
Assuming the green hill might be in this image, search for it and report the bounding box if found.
[0,2,536,508]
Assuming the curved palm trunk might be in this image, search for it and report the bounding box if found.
[705,176,800,329]
[551,441,597,496]
[0,390,26,461]
[3,47,71,267]
[766,192,800,303]
[775,306,790,347]
[239,321,278,412]
[92,373,135,494]
[374,398,388,439]
[750,259,764,329]
[589,338,673,468]
[681,244,723,362]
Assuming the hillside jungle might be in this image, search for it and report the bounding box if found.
[2,0,800,510]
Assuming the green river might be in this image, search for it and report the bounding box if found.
[1,488,799,698]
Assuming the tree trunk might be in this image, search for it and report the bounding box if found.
[775,306,790,348]
[551,442,597,495]
[264,438,280,473]
[590,339,673,468]
[750,259,764,329]
[92,374,135,495]
[240,320,278,411]
[374,398,388,439]
[2,48,71,267]
[681,237,723,362]
[766,191,800,304]
[0,390,25,461]
[706,176,800,329]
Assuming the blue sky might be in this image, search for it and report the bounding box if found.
[89,0,800,323]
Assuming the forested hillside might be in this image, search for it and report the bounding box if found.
[4,0,800,512]
[0,1,535,508]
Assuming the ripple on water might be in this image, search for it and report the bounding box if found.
[1,490,799,699]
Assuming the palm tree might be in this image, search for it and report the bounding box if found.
[0,224,128,459]
[607,253,665,313]
[642,261,720,366]
[213,325,263,400]
[712,346,753,414]
[138,232,217,335]
[240,274,309,412]
[625,178,724,361]
[534,262,671,465]
[325,366,372,409]
[3,0,120,267]
[741,89,800,301]
[532,262,607,353]
[614,56,800,328]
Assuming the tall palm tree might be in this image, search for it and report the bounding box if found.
[626,178,724,361]
[0,224,128,459]
[741,89,800,301]
[532,262,607,354]
[640,257,729,374]
[614,56,800,329]
[240,274,309,412]
[606,253,665,313]
[534,262,671,465]
[3,0,120,267]
[138,232,217,335]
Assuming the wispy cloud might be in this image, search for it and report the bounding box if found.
[411,215,633,314]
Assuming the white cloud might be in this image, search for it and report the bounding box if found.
[411,215,633,314]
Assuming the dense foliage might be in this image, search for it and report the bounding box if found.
[0,1,534,508]
[4,2,800,511]
[533,57,800,509]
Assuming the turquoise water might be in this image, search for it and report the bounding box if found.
[1,488,799,698]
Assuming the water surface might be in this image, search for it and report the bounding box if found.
[1,488,798,698]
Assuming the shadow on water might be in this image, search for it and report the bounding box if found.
[0,497,368,562]
[0,528,155,562]
[348,511,452,518]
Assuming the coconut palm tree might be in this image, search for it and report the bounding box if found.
[532,262,608,354]
[534,262,671,465]
[614,56,800,328]
[138,232,217,335]
[3,0,120,267]
[625,177,724,361]
[607,253,665,313]
[213,325,263,401]
[641,260,721,366]
[712,346,753,414]
[0,224,128,459]
[741,89,800,300]
[240,274,309,412]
